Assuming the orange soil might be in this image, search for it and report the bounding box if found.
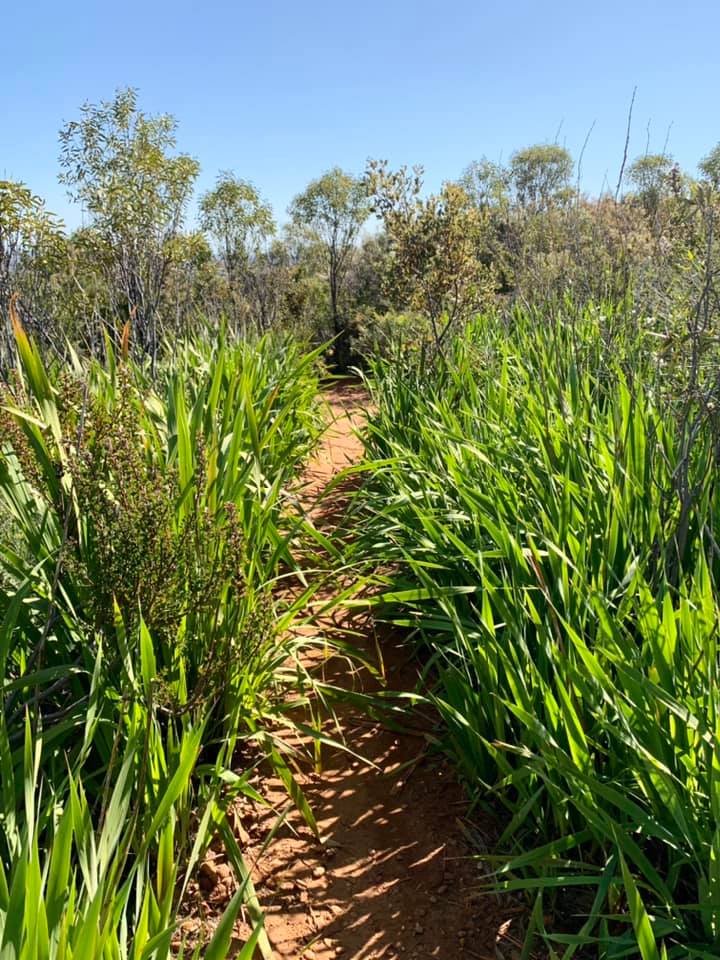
[184,383,526,959]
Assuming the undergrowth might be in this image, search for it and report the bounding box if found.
[0,324,330,957]
[354,305,720,958]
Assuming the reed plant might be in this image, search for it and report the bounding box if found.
[355,306,720,957]
[0,320,328,956]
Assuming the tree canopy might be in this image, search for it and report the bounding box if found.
[509,144,574,210]
[289,167,370,366]
[59,87,199,363]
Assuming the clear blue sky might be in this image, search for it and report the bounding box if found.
[3,0,719,230]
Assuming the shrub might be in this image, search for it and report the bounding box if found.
[355,306,720,957]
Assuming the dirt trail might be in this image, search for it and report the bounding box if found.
[235,383,521,960]
[186,385,522,959]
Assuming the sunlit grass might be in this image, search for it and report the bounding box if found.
[354,307,720,958]
[0,324,329,956]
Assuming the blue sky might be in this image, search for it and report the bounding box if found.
[2,0,719,230]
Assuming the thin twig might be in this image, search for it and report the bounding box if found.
[615,86,637,202]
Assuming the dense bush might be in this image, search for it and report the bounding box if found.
[355,307,720,957]
[0,324,326,956]
[6,87,720,375]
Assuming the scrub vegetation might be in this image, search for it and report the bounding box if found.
[2,87,720,957]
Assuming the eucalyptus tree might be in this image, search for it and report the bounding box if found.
[625,154,676,215]
[0,180,64,367]
[699,144,720,188]
[289,168,369,367]
[59,87,199,367]
[199,173,276,330]
[509,143,574,210]
[459,158,509,211]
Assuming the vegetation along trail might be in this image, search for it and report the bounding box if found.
[231,384,521,960]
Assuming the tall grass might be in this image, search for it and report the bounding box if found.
[0,323,328,956]
[355,307,720,958]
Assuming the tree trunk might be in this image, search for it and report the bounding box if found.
[329,252,351,371]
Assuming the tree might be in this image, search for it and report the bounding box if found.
[199,173,276,330]
[698,144,720,189]
[199,174,275,275]
[459,158,509,210]
[160,230,222,336]
[366,160,496,351]
[626,154,675,215]
[347,234,392,315]
[0,180,64,367]
[59,87,199,367]
[289,168,369,368]
[509,144,574,210]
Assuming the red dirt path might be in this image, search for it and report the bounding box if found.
[186,384,526,959]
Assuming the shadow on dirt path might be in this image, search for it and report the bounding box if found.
[187,383,527,959]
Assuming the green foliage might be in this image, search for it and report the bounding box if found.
[199,173,279,332]
[59,87,199,233]
[0,325,327,954]
[5,90,720,371]
[509,143,574,210]
[354,307,720,957]
[0,181,63,262]
[58,88,200,360]
[699,143,720,188]
[199,172,275,268]
[459,158,510,210]
[6,82,720,960]
[366,160,498,349]
[289,168,370,366]
[350,308,433,360]
[0,716,222,960]
[626,154,679,214]
[0,181,65,362]
[289,168,370,251]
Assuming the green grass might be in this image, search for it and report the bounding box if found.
[0,324,330,957]
[353,306,720,958]
[5,301,720,958]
